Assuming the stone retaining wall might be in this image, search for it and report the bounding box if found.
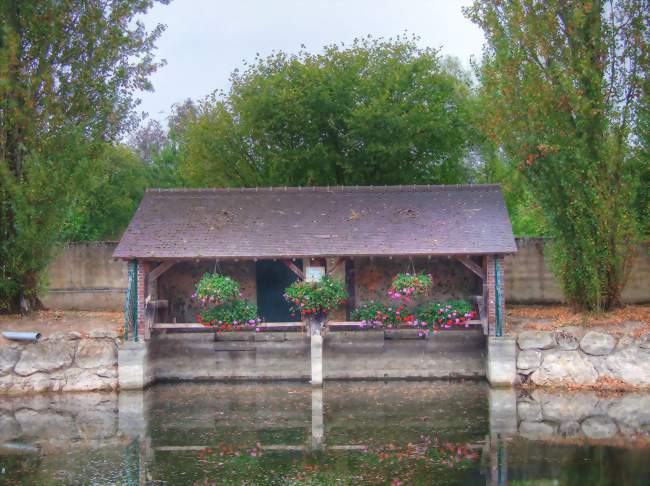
[0,332,119,395]
[515,329,650,388]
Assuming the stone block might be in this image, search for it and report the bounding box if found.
[518,331,556,350]
[75,340,117,369]
[529,350,598,386]
[0,347,21,376]
[517,349,542,370]
[580,331,616,356]
[14,341,77,376]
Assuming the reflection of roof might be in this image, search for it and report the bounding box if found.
[113,185,516,260]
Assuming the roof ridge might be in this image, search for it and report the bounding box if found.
[145,184,502,195]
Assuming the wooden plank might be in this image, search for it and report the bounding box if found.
[455,256,485,281]
[283,260,305,280]
[147,261,175,286]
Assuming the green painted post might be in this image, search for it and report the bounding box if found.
[495,258,503,337]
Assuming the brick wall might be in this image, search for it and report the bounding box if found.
[157,260,257,322]
[353,256,481,307]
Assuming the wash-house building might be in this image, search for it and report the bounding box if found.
[114,185,516,341]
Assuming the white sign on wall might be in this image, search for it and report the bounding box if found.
[305,265,326,282]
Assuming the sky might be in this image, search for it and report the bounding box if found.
[137,0,485,124]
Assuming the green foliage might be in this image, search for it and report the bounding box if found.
[61,145,149,241]
[193,274,241,306]
[179,36,475,187]
[0,0,167,311]
[284,276,348,318]
[197,300,260,331]
[466,0,649,310]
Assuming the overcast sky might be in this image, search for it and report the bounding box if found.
[138,0,485,123]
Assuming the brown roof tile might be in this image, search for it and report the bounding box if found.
[113,185,517,259]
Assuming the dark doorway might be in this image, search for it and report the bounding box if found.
[256,260,302,322]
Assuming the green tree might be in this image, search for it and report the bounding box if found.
[179,36,475,187]
[0,0,168,312]
[61,145,150,242]
[466,0,649,311]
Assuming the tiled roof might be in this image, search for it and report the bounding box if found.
[113,185,516,259]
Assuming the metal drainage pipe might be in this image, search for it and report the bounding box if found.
[2,331,41,342]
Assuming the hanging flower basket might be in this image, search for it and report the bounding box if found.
[388,273,433,300]
[284,276,348,319]
[192,273,241,306]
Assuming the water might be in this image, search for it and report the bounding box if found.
[1,381,649,485]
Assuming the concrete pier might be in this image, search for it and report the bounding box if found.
[118,341,153,390]
[486,337,517,387]
[310,318,324,386]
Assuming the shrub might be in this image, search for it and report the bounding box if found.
[192,273,241,306]
[197,300,261,332]
[284,276,348,318]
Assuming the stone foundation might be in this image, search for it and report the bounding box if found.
[515,329,650,388]
[0,332,119,395]
[149,329,487,382]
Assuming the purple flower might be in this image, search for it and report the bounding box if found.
[255,327,260,332]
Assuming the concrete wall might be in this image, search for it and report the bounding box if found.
[41,242,127,310]
[40,239,650,311]
[149,329,486,381]
[505,238,650,304]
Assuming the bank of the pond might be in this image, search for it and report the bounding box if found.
[1,307,649,395]
[507,305,650,390]
[0,332,119,395]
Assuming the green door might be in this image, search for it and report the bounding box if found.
[256,260,302,322]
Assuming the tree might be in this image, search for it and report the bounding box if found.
[0,0,168,312]
[466,0,649,311]
[179,36,475,187]
[61,145,150,242]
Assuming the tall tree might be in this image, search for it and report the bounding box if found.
[466,0,649,310]
[0,0,169,312]
[179,37,475,187]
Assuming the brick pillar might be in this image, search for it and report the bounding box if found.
[485,255,496,335]
[485,254,506,337]
[496,255,506,336]
[136,261,150,340]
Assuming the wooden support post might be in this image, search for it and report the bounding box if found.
[326,257,345,276]
[283,260,305,280]
[455,255,486,281]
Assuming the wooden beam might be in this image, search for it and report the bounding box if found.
[147,261,175,286]
[326,257,345,276]
[455,256,485,281]
[283,260,304,280]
